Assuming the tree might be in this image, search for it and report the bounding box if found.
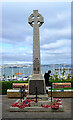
[3,74,6,79]
[13,75,15,78]
[7,76,9,78]
[67,73,71,80]
[62,68,66,76]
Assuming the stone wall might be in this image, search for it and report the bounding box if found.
[7,92,21,98]
[48,91,73,98]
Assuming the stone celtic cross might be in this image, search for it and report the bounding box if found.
[28,10,44,75]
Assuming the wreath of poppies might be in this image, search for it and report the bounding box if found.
[12,98,62,109]
[12,99,38,108]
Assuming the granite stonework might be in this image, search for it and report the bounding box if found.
[26,94,49,100]
[48,90,73,98]
[28,10,46,95]
[29,80,44,95]
[9,98,64,112]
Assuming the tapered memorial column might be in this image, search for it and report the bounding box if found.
[28,10,46,95]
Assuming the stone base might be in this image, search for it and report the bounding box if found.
[26,94,49,100]
[9,98,64,112]
[28,79,46,95]
[30,99,55,107]
[10,106,51,112]
[10,106,63,112]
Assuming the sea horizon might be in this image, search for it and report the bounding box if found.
[0,64,71,78]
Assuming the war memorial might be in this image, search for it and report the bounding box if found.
[9,10,64,112]
[28,10,46,96]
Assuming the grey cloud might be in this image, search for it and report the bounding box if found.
[2,53,32,62]
[1,2,71,64]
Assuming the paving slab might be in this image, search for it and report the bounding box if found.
[1,95,72,119]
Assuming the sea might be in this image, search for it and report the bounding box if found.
[0,64,71,78]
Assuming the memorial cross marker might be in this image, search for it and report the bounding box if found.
[28,10,46,95]
[28,10,43,74]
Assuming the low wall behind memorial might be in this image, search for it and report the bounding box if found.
[48,90,73,98]
[52,83,71,89]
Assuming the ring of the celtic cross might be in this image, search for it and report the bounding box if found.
[28,13,44,27]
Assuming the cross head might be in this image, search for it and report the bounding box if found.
[28,10,44,27]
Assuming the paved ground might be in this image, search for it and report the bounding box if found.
[0,95,73,119]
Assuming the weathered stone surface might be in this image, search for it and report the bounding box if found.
[29,80,45,95]
[30,101,52,107]
[28,10,46,95]
[26,94,49,100]
[9,106,52,112]
[48,91,73,98]
[28,10,44,75]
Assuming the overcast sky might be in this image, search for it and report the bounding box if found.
[1,2,71,64]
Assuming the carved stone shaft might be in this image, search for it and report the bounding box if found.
[28,10,46,95]
[28,10,44,75]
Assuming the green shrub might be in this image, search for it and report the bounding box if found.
[1,80,28,95]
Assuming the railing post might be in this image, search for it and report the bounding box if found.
[36,87,37,103]
[51,84,52,102]
[21,87,22,103]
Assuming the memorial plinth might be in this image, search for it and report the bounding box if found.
[28,10,46,95]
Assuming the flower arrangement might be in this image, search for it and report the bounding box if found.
[12,99,39,108]
[11,98,62,109]
[42,104,51,108]
[41,98,62,109]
